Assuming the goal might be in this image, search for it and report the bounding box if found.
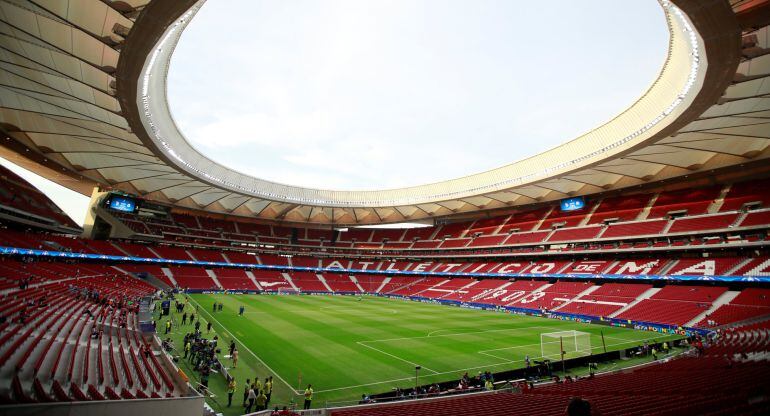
[540,331,592,361]
[277,287,297,295]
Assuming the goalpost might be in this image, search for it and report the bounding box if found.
[277,287,292,295]
[540,330,592,361]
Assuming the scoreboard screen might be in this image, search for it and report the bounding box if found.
[560,196,586,212]
[105,195,138,213]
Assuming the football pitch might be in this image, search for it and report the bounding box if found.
[172,294,680,412]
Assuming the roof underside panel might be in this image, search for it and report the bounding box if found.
[0,0,766,225]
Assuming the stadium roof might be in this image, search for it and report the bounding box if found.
[0,0,767,225]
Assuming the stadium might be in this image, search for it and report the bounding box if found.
[0,0,769,415]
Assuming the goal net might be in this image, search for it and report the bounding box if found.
[540,331,591,361]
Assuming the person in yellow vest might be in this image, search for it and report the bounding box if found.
[304,384,313,410]
[256,390,267,411]
[226,376,236,407]
[265,376,273,407]
[485,379,494,391]
[252,377,262,394]
[184,340,191,358]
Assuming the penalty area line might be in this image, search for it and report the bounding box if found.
[320,334,666,395]
[356,341,438,374]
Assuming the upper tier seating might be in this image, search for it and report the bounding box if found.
[150,247,191,261]
[370,229,406,243]
[0,166,76,228]
[668,212,739,233]
[435,222,473,239]
[187,249,225,262]
[740,209,770,228]
[439,238,471,248]
[465,216,509,236]
[539,202,594,229]
[667,257,743,276]
[720,178,770,211]
[587,194,651,224]
[498,208,552,233]
[467,234,508,247]
[601,219,668,238]
[547,226,602,242]
[648,186,722,218]
[503,230,549,245]
[64,176,770,261]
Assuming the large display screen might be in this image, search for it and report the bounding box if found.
[560,196,586,212]
[107,195,137,213]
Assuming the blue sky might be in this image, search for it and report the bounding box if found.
[1,0,668,225]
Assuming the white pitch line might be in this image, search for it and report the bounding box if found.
[356,341,438,374]
[189,298,301,395]
[368,325,554,343]
[315,333,676,394]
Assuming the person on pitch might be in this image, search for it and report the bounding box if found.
[304,384,314,410]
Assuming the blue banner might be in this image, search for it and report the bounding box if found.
[1,245,767,283]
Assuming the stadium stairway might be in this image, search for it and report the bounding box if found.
[159,268,179,287]
[204,270,224,290]
[608,287,660,318]
[315,274,335,292]
[551,285,601,311]
[349,275,366,292]
[243,270,263,290]
[686,291,741,327]
[281,272,301,291]
[374,277,391,293]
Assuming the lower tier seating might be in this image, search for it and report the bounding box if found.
[0,276,177,404]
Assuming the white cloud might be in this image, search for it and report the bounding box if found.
[168,0,668,191]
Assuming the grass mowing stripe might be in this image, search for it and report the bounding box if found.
[354,341,439,374]
[187,294,682,408]
[364,325,554,343]
[187,296,301,394]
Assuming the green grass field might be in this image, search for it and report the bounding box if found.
[163,294,680,413]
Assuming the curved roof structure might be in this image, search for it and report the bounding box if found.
[0,0,767,225]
